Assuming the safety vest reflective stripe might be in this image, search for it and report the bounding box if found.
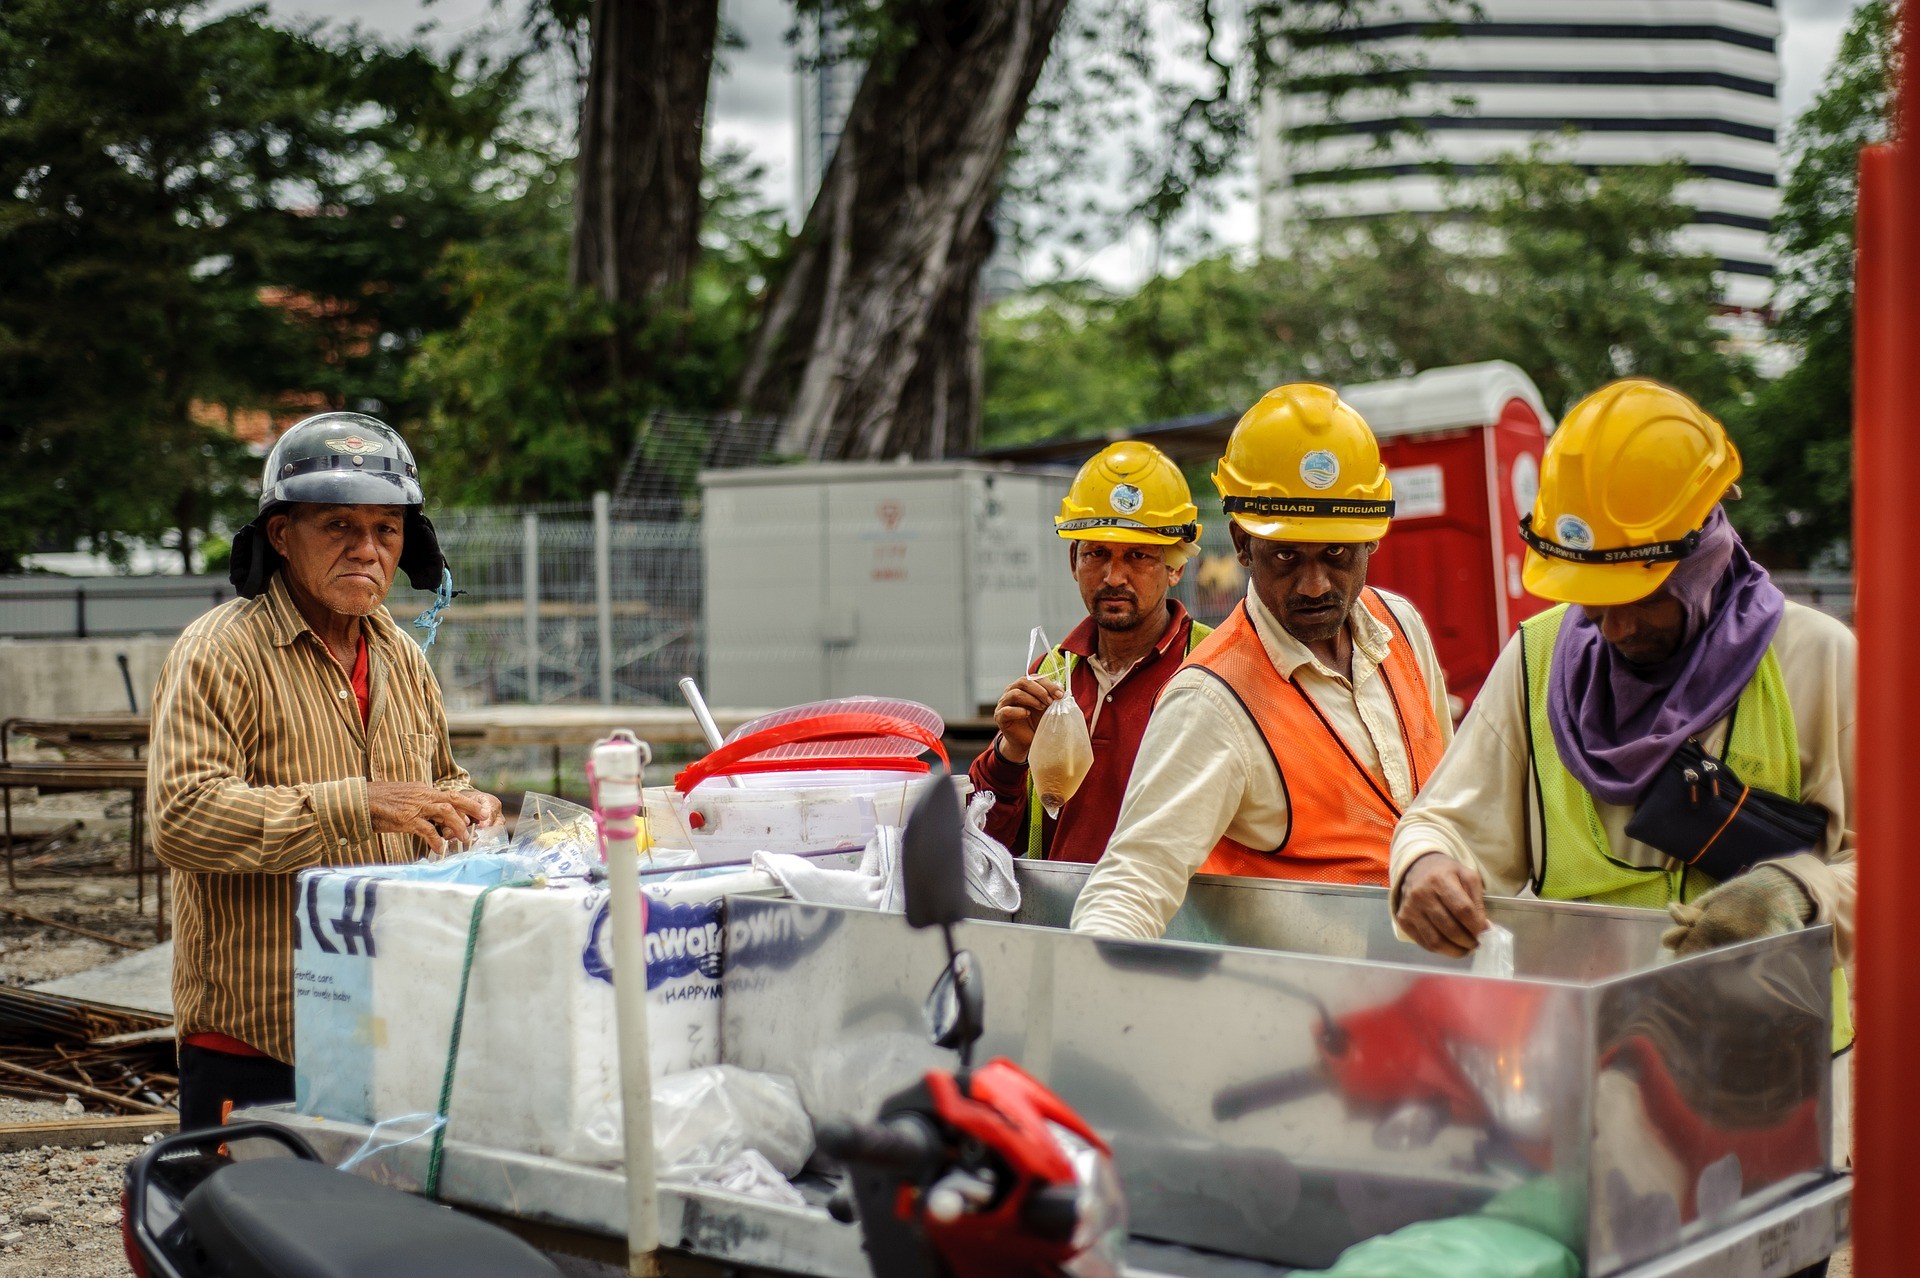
[1520,603,1854,1053]
[1185,589,1446,885]
[1024,620,1212,859]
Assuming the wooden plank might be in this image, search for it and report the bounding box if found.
[0,1113,176,1153]
[445,706,772,749]
[0,762,148,789]
[90,1027,176,1047]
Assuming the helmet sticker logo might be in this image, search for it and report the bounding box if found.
[1299,450,1340,491]
[1110,483,1144,515]
[1555,515,1595,551]
[325,436,383,455]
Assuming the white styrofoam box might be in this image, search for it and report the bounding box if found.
[293,870,722,1165]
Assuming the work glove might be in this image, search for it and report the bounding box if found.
[1661,864,1813,956]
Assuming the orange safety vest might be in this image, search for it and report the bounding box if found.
[1182,588,1446,884]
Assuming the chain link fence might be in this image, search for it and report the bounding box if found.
[421,411,780,709]
[420,501,693,709]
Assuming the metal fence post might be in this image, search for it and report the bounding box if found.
[523,513,541,704]
[594,491,614,704]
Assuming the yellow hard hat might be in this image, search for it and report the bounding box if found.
[1521,379,1741,607]
[1212,383,1394,543]
[1055,441,1201,548]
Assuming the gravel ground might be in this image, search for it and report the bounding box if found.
[0,1112,146,1278]
[2,795,171,1277]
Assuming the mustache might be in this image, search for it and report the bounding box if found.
[1285,595,1343,612]
[1094,588,1137,603]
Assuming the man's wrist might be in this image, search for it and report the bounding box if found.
[1755,863,1817,923]
[991,735,1029,768]
[1391,848,1449,911]
[974,735,1029,799]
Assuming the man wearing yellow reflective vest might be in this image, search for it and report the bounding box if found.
[1072,384,1451,939]
[969,442,1209,861]
[1391,380,1855,1061]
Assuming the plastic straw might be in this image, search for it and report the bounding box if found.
[677,677,742,788]
[1028,625,1065,687]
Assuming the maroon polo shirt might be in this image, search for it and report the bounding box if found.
[969,600,1200,863]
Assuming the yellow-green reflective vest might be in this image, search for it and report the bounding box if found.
[1520,604,1853,1053]
[1024,621,1213,859]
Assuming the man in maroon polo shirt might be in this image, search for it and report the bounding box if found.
[969,442,1210,861]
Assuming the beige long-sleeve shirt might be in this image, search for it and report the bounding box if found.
[1070,585,1453,939]
[1387,600,1857,964]
[149,572,473,1061]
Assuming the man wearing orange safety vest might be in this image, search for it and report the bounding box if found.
[969,442,1209,861]
[1071,384,1452,940]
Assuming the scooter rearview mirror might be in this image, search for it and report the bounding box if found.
[902,777,967,930]
[925,949,984,1053]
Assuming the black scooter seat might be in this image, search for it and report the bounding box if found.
[180,1158,564,1278]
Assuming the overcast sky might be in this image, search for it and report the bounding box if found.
[246,0,1875,287]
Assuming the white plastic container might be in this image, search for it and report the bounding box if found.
[644,769,955,862]
[646,696,959,862]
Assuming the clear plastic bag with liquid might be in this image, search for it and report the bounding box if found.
[1024,626,1093,819]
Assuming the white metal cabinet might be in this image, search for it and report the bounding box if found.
[704,463,1081,721]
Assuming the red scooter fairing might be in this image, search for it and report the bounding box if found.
[826,1059,1128,1278]
[918,1060,1122,1278]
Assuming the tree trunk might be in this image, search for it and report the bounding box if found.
[569,0,720,308]
[736,0,1068,460]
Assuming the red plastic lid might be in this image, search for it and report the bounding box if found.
[675,702,949,794]
[728,698,943,765]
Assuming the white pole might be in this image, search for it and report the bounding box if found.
[523,513,540,704]
[590,731,662,1277]
[594,491,615,704]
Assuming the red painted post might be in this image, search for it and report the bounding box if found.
[1850,6,1918,1271]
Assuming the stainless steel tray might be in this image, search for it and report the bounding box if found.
[231,1106,1846,1278]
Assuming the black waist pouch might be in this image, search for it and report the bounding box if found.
[1624,740,1829,881]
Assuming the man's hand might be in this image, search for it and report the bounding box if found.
[1395,852,1489,957]
[990,676,1067,764]
[368,782,498,854]
[1662,865,1812,955]
[467,789,505,830]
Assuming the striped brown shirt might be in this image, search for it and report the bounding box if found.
[148,572,471,1062]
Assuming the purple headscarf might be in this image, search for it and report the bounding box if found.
[1547,508,1786,807]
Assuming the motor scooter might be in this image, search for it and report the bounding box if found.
[820,780,1129,1278]
[121,1117,565,1276]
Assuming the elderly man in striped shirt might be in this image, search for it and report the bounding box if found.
[149,413,502,1130]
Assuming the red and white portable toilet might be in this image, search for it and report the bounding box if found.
[1340,361,1555,709]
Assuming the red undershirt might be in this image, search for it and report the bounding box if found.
[348,632,371,726]
[186,636,369,1062]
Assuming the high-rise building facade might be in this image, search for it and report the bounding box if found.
[794,16,863,226]
[1257,0,1783,309]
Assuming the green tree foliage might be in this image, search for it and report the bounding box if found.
[1721,1,1894,566]
[984,152,1744,442]
[0,0,523,572]
[407,148,789,506]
